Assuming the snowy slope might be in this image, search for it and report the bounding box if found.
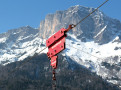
[64,33,121,87]
[0,26,46,65]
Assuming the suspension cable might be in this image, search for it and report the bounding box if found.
[20,47,47,67]
[66,44,103,60]
[8,47,47,75]
[73,0,109,28]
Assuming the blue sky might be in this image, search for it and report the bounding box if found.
[0,0,120,33]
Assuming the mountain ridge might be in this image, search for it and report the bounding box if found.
[39,5,121,44]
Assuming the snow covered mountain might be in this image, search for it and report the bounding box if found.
[0,26,46,65]
[39,5,121,87]
[65,33,121,87]
[39,5,121,44]
[0,5,121,88]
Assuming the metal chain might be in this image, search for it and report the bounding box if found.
[52,69,56,90]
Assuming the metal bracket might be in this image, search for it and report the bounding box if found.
[46,25,73,69]
[51,56,58,69]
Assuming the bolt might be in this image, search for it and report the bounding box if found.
[61,45,63,48]
[47,52,50,55]
[54,50,56,52]
[60,30,63,34]
[53,36,56,38]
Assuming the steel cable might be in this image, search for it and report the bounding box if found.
[7,47,47,75]
[66,44,103,60]
[73,0,109,28]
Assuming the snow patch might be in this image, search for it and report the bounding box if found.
[94,25,107,38]
[0,37,6,43]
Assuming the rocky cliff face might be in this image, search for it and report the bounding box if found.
[39,5,121,44]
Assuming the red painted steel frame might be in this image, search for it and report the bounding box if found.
[46,25,73,69]
[51,56,58,69]
[46,28,66,47]
[47,35,66,58]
